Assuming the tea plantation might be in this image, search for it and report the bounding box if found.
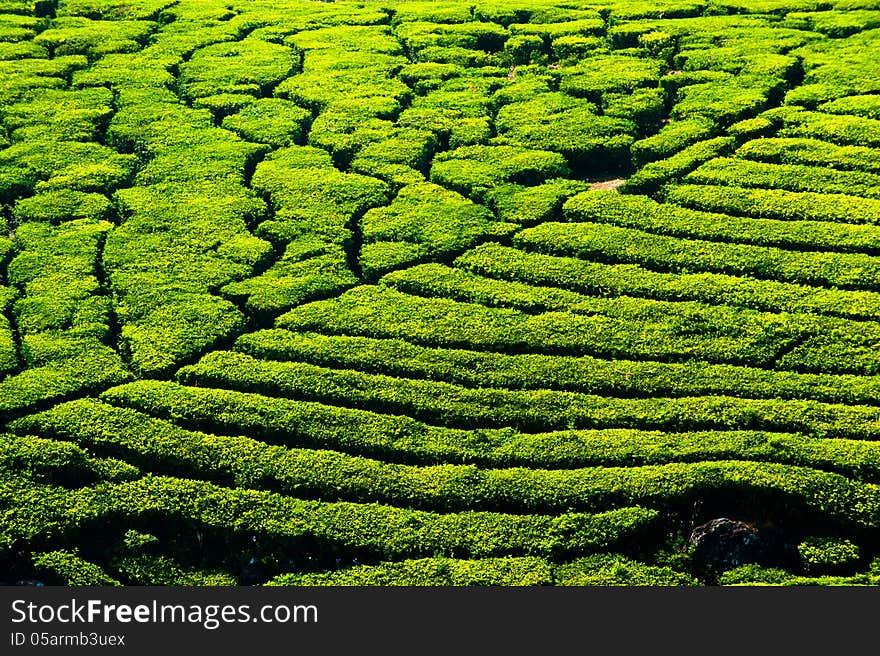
[1,0,880,587]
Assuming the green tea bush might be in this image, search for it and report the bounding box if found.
[630,118,716,166]
[235,329,880,408]
[178,38,300,100]
[32,550,120,586]
[267,557,554,586]
[736,137,880,173]
[665,183,880,225]
[486,178,590,225]
[0,474,660,560]
[554,554,698,585]
[686,157,880,197]
[33,16,155,59]
[458,242,880,321]
[494,92,636,173]
[221,99,312,147]
[565,190,880,254]
[278,284,800,367]
[518,219,880,291]
[624,136,734,193]
[558,55,664,102]
[222,241,356,317]
[819,95,880,120]
[12,190,112,225]
[430,145,569,201]
[360,182,513,279]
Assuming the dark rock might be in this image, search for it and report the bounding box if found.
[688,517,768,579]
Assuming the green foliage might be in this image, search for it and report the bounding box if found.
[179,38,300,100]
[494,92,636,173]
[798,536,861,574]
[665,183,880,225]
[565,190,880,254]
[519,217,880,291]
[719,561,880,585]
[268,557,554,586]
[278,283,804,368]
[486,178,590,225]
[12,190,112,225]
[430,144,570,202]
[222,240,356,317]
[820,94,880,120]
[33,16,155,59]
[0,474,659,560]
[630,118,716,166]
[624,136,734,193]
[221,98,312,148]
[554,554,698,585]
[558,55,664,101]
[235,328,880,412]
[7,0,880,588]
[360,182,514,279]
[113,556,237,586]
[32,550,120,586]
[736,137,880,173]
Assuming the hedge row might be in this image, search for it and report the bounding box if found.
[0,344,132,417]
[627,135,737,194]
[630,117,717,166]
[0,433,137,487]
[249,146,388,245]
[564,190,880,254]
[0,474,658,560]
[278,284,800,367]
[664,183,880,225]
[485,178,590,225]
[221,242,357,319]
[96,77,270,376]
[0,283,16,377]
[430,144,570,203]
[776,331,880,376]
[736,137,880,173]
[221,98,312,148]
[685,157,880,198]
[174,351,880,437]
[12,190,112,225]
[492,91,637,173]
[776,109,880,148]
[267,556,555,586]
[359,182,514,280]
[269,553,696,586]
[37,385,880,489]
[819,95,880,121]
[1,55,86,108]
[15,406,880,537]
[30,16,154,61]
[31,551,121,586]
[235,329,880,407]
[0,139,136,203]
[719,562,880,586]
[111,555,238,586]
[82,381,880,481]
[457,242,880,321]
[177,37,300,103]
[380,262,813,350]
[4,86,114,142]
[8,219,111,345]
[516,220,880,291]
[243,145,388,313]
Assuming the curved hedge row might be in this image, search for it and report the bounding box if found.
[0,475,659,560]
[234,330,880,406]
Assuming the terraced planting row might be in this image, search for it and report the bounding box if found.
[2,0,880,587]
